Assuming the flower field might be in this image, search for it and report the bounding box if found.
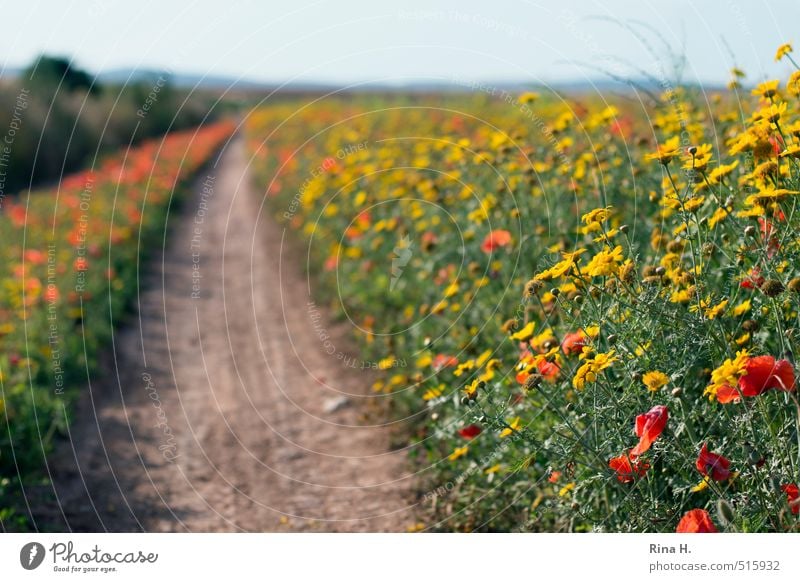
[0,121,234,522]
[246,46,800,532]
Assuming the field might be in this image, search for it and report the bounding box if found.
[244,49,800,532]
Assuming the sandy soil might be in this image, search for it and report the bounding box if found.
[27,134,416,532]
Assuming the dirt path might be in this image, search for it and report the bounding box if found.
[30,134,416,532]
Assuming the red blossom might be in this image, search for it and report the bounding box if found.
[782,484,799,516]
[740,267,764,290]
[695,443,731,481]
[676,509,718,533]
[480,229,512,254]
[457,424,482,440]
[561,330,588,355]
[608,453,650,483]
[630,405,669,457]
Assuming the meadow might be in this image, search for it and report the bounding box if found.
[245,45,800,532]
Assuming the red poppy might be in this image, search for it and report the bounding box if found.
[782,484,799,515]
[715,355,796,404]
[740,267,764,290]
[561,330,588,355]
[695,443,731,481]
[537,358,560,382]
[548,470,562,483]
[608,453,650,483]
[432,354,458,371]
[630,405,668,457]
[739,355,795,396]
[676,509,718,533]
[458,424,482,440]
[481,229,512,254]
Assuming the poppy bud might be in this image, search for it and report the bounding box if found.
[742,319,759,331]
[688,146,698,155]
[788,277,800,293]
[542,339,558,350]
[619,224,629,234]
[431,412,439,421]
[655,266,666,276]
[744,225,756,237]
[671,387,683,398]
[550,288,560,297]
[717,499,735,525]
[606,334,617,344]
[723,196,734,207]
[761,279,784,297]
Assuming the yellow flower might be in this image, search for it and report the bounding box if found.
[500,417,521,438]
[509,321,536,342]
[584,245,624,278]
[422,385,444,401]
[645,136,681,164]
[704,350,749,400]
[690,476,711,493]
[581,206,613,229]
[448,446,469,461]
[642,371,670,392]
[752,79,780,99]
[789,71,800,96]
[775,43,793,62]
[572,350,617,390]
[558,482,575,497]
[732,299,751,317]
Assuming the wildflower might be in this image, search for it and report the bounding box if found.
[704,350,750,402]
[608,454,650,483]
[584,245,624,278]
[432,354,459,371]
[481,229,512,253]
[630,405,668,457]
[534,249,585,281]
[500,417,521,438]
[561,330,589,355]
[463,379,481,401]
[580,206,613,232]
[710,354,796,403]
[740,267,764,290]
[458,424,482,440]
[752,79,780,99]
[676,509,718,533]
[510,321,536,342]
[682,143,713,171]
[642,371,669,392]
[645,136,681,165]
[738,355,795,396]
[572,350,617,390]
[782,484,799,515]
[789,71,800,96]
[775,43,793,61]
[696,443,731,481]
[448,446,469,461]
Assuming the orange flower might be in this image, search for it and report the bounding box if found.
[782,484,799,515]
[715,355,796,403]
[481,229,512,253]
[630,405,668,457]
[609,453,650,483]
[676,509,718,533]
[561,330,588,355]
[695,443,731,481]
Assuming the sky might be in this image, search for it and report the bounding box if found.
[1,0,798,87]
